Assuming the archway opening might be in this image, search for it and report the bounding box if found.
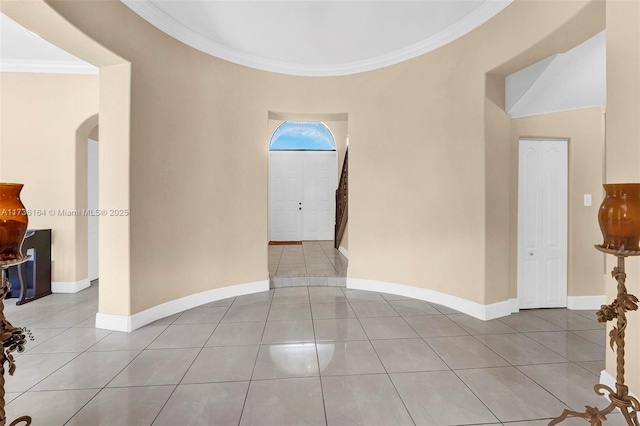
[2,1,134,330]
[267,118,348,288]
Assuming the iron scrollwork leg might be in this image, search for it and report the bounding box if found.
[549,254,640,425]
[0,267,32,426]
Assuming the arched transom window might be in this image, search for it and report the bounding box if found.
[269,121,336,151]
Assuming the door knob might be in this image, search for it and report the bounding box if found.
[299,207,302,210]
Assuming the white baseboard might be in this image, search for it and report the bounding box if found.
[338,246,348,259]
[567,295,606,310]
[600,370,638,407]
[52,278,91,293]
[95,279,270,332]
[509,298,520,313]
[347,278,512,321]
[95,312,131,332]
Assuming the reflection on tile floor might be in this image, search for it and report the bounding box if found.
[269,241,348,288]
[4,283,628,425]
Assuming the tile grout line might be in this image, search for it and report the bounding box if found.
[448,368,506,424]
[45,290,123,424]
[301,243,309,277]
[383,297,504,424]
[148,303,232,425]
[384,298,496,424]
[18,299,112,390]
[9,284,610,425]
[236,288,275,425]
[315,242,339,277]
[270,245,284,282]
[308,287,329,426]
[433,328,513,370]
[457,319,601,423]
[272,241,346,284]
[365,297,419,425]
[72,296,231,424]
[513,363,586,413]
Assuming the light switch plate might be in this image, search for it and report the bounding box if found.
[584,194,592,206]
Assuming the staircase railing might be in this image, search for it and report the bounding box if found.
[335,147,348,248]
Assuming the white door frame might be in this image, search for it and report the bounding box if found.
[517,138,568,309]
[268,151,338,241]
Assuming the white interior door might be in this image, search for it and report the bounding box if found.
[269,151,337,241]
[303,152,336,240]
[517,139,568,309]
[269,152,303,241]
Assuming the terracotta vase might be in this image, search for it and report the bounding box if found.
[0,183,28,261]
[598,183,640,251]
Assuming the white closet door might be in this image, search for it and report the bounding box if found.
[517,139,568,309]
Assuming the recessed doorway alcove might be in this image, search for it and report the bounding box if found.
[267,117,349,288]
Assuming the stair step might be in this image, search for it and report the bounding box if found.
[270,276,346,288]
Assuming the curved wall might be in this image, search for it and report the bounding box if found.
[34,0,604,318]
[10,0,640,400]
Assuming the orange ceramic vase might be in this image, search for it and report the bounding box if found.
[0,183,28,260]
[598,183,640,251]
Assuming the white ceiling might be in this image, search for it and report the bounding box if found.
[0,1,607,116]
[122,0,512,76]
[506,30,606,118]
[0,1,514,76]
[0,13,97,74]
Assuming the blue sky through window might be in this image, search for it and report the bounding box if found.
[269,121,336,150]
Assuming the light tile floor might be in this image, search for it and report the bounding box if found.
[268,241,348,278]
[4,284,630,425]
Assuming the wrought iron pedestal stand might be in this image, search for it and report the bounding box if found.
[549,246,640,426]
[0,258,32,426]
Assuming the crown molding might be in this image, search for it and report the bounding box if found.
[121,0,513,77]
[0,59,98,75]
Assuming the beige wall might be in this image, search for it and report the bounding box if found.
[331,120,348,178]
[4,0,636,397]
[605,0,640,396]
[26,0,603,316]
[485,75,511,304]
[509,107,605,301]
[0,72,98,283]
[97,63,132,315]
[88,125,99,141]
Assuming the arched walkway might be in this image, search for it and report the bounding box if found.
[1,1,134,329]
